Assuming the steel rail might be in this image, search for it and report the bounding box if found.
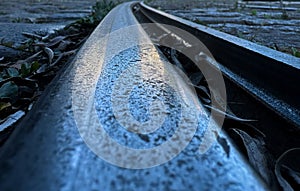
[138,2,300,126]
[0,2,268,191]
[137,2,300,158]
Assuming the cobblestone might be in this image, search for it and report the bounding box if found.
[147,0,300,56]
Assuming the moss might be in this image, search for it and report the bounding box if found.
[251,9,257,16]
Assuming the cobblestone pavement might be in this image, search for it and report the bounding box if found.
[0,0,98,58]
[0,0,96,23]
[147,0,300,56]
[1,0,299,56]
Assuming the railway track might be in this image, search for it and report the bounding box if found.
[136,1,300,152]
[0,2,299,190]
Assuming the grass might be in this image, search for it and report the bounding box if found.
[65,0,118,29]
[251,9,257,16]
[292,47,300,58]
[237,31,245,39]
[263,14,272,19]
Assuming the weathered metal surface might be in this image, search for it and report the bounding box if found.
[139,2,300,128]
[0,2,267,191]
[137,1,300,170]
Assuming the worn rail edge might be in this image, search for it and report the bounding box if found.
[139,2,300,128]
[0,2,268,191]
[137,1,300,162]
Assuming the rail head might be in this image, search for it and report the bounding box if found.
[0,2,268,191]
[140,2,300,69]
[139,2,300,128]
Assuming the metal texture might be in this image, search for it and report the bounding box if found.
[137,2,300,163]
[0,2,268,191]
[139,2,300,128]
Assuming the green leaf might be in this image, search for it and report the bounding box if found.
[0,102,11,111]
[5,68,19,77]
[20,62,31,77]
[292,47,300,58]
[0,81,18,99]
[251,9,257,16]
[30,61,40,73]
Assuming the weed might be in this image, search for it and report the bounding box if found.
[237,31,244,39]
[193,18,207,26]
[65,0,119,29]
[292,47,300,58]
[91,0,118,23]
[251,9,257,16]
[263,14,272,19]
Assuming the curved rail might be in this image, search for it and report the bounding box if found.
[137,1,300,158]
[138,2,300,127]
[0,2,268,191]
